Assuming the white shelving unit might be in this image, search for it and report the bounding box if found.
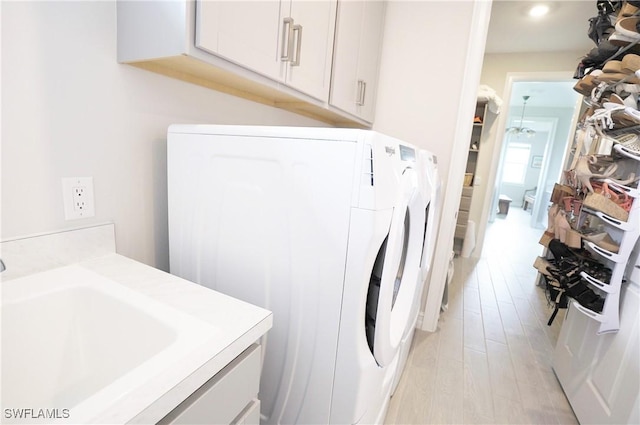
[454,101,487,254]
[575,179,640,334]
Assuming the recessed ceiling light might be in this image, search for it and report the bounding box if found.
[529,4,550,18]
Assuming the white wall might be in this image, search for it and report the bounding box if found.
[1,1,326,271]
[481,51,585,98]
[374,1,491,331]
[374,1,476,182]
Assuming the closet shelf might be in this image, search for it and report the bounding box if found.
[614,144,640,161]
[586,241,625,263]
[602,179,640,198]
[580,271,617,293]
[582,207,634,230]
[572,301,619,334]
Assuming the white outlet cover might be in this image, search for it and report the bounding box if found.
[62,177,95,220]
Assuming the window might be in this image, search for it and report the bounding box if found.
[502,142,531,184]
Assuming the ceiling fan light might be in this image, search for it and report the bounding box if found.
[505,95,536,137]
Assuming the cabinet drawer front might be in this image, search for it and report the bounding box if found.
[159,344,261,425]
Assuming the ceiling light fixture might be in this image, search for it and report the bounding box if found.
[506,96,536,137]
[529,4,550,18]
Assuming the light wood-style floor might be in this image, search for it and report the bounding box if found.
[385,207,579,425]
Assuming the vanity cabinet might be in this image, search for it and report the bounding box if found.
[159,344,262,425]
[330,0,385,123]
[195,0,336,102]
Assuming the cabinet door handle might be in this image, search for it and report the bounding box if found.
[356,80,366,106]
[281,17,294,62]
[291,24,302,67]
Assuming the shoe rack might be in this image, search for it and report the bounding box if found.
[576,178,639,334]
[540,92,640,334]
[552,4,640,423]
[454,100,487,254]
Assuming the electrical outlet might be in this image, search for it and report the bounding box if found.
[62,177,95,220]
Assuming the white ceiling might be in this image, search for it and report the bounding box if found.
[485,1,596,54]
[485,1,595,108]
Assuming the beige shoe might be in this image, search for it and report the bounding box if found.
[584,231,620,253]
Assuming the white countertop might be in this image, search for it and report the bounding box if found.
[2,250,272,424]
[79,253,272,424]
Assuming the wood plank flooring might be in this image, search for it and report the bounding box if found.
[385,207,578,424]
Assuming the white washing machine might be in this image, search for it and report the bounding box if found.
[390,148,441,394]
[167,125,425,424]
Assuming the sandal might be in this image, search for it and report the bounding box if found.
[603,182,633,212]
[583,183,632,221]
[584,231,621,253]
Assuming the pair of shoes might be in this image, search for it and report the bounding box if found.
[583,182,633,221]
[533,256,556,276]
[574,73,601,96]
[584,230,621,253]
[572,154,618,192]
[611,12,640,46]
[602,91,638,108]
[573,283,606,313]
[554,210,581,248]
[561,195,584,216]
[548,238,579,260]
[597,59,640,84]
[580,259,613,283]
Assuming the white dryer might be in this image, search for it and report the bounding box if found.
[167,125,425,425]
[390,148,441,394]
[418,149,441,284]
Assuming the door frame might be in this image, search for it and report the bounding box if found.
[472,71,582,259]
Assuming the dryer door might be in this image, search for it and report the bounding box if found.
[370,168,425,367]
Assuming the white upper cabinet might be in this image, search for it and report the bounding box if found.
[195,0,336,102]
[195,2,284,81]
[330,0,385,122]
[285,1,337,101]
[117,0,383,127]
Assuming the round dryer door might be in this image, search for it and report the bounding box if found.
[372,168,426,367]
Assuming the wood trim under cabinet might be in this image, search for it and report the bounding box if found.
[128,56,369,129]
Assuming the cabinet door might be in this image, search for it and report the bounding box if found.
[195,1,285,82]
[354,0,385,122]
[330,0,384,122]
[330,1,365,117]
[285,0,337,101]
[553,285,640,425]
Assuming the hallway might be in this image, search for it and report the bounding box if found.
[385,207,579,424]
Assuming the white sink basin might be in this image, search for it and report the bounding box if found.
[1,265,216,424]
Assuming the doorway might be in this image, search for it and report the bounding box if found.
[476,75,582,256]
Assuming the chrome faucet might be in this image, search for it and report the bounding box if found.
[0,258,5,273]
